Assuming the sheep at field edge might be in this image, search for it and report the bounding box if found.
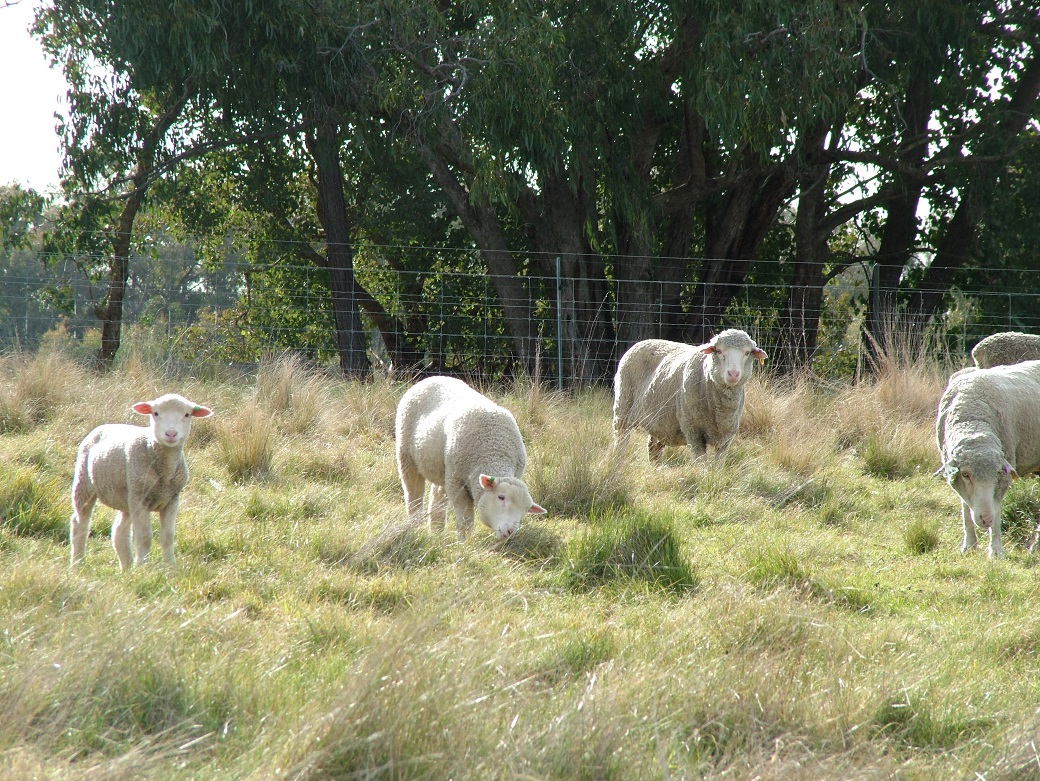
[612,329,767,463]
[971,331,1040,369]
[935,360,1040,558]
[395,376,545,541]
[70,393,213,571]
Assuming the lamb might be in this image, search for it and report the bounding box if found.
[612,329,767,463]
[70,393,213,570]
[971,331,1040,369]
[395,376,545,541]
[934,360,1040,558]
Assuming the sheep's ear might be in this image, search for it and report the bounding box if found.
[1004,461,1019,480]
[479,474,496,490]
[191,405,213,418]
[132,402,153,415]
[700,337,718,355]
[753,347,768,364]
[528,503,547,515]
[935,461,959,481]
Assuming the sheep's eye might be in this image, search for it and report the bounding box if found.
[152,412,159,417]
[497,494,506,501]
[713,347,722,354]
[184,412,191,418]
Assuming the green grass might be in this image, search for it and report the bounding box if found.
[4,350,1040,779]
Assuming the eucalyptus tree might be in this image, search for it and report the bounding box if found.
[34,1,211,370]
[378,0,871,382]
[828,1,1040,356]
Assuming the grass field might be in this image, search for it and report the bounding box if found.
[2,347,1040,780]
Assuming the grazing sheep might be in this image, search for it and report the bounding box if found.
[70,393,213,570]
[971,331,1040,369]
[612,329,768,463]
[935,361,1040,558]
[395,376,545,541]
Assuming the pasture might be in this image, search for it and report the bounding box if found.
[1,347,1040,780]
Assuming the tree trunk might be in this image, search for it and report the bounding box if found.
[909,52,1040,324]
[864,72,933,356]
[93,86,190,372]
[776,125,832,373]
[685,162,797,344]
[416,131,537,376]
[306,119,369,378]
[94,185,144,372]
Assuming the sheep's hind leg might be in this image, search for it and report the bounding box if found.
[399,461,426,524]
[647,437,665,463]
[428,484,448,531]
[70,493,96,567]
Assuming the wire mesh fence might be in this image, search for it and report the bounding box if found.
[2,244,1038,383]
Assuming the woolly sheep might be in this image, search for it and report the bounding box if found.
[935,360,1040,558]
[971,331,1040,369]
[70,393,213,570]
[395,376,545,541]
[612,329,768,463]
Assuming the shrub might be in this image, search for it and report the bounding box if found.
[0,466,67,541]
[562,509,698,595]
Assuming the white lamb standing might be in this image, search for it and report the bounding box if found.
[70,393,213,571]
[971,331,1040,369]
[395,376,546,541]
[935,361,1040,558]
[612,329,767,463]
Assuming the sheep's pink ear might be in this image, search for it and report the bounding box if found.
[479,474,496,490]
[700,337,718,355]
[191,405,213,418]
[753,347,768,364]
[132,402,153,415]
[528,503,546,515]
[1005,462,1019,479]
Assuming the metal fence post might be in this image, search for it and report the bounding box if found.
[556,255,564,392]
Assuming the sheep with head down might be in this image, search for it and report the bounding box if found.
[395,376,545,541]
[70,393,212,570]
[612,329,768,464]
[935,360,1040,558]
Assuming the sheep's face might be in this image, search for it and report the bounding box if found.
[133,393,213,448]
[476,474,546,540]
[701,330,768,388]
[939,449,1016,530]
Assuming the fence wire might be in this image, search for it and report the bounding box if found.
[1,247,1038,383]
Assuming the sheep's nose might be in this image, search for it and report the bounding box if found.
[164,429,178,442]
[726,369,741,384]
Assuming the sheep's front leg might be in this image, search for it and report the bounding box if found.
[158,497,179,566]
[428,484,448,531]
[961,501,978,553]
[112,511,133,571]
[448,485,476,541]
[129,504,154,566]
[988,517,1005,559]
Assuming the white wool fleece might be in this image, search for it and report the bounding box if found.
[396,376,545,541]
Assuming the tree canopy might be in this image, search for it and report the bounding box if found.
[17,0,1040,380]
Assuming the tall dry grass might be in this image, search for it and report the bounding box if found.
[0,345,1035,781]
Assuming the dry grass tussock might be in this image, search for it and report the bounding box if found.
[0,350,1035,780]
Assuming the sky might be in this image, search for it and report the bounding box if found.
[0,1,69,193]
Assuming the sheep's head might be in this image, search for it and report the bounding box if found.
[701,329,768,387]
[133,393,213,448]
[935,441,1016,530]
[475,474,546,540]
